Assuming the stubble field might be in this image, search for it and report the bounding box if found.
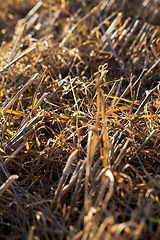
[0,1,160,239]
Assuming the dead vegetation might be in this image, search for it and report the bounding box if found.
[0,0,160,239]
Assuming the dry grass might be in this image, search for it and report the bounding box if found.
[0,0,160,239]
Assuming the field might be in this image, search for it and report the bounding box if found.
[0,0,160,239]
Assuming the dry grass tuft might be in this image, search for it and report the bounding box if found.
[0,0,160,239]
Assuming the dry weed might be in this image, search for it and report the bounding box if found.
[0,0,160,239]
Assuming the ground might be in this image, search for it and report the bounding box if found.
[0,0,160,239]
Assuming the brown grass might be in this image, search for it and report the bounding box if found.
[0,0,160,239]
